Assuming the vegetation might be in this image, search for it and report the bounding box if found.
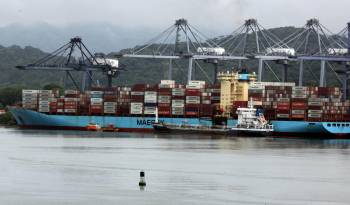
[0,111,16,125]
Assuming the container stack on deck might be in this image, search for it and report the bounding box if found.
[246,82,350,121]
[21,80,220,118]
[22,90,39,110]
[21,78,350,122]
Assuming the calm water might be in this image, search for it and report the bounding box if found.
[0,127,350,205]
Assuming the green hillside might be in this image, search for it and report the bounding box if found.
[0,26,345,89]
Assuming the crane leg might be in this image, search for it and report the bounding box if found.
[320,60,326,87]
[298,60,304,86]
[187,58,193,83]
[258,59,263,82]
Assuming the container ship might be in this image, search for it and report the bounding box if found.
[9,71,350,138]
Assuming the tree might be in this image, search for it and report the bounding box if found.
[0,86,23,106]
[42,83,64,95]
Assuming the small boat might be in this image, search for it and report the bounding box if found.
[153,121,229,135]
[152,107,229,135]
[86,123,101,131]
[230,99,274,136]
[101,124,119,132]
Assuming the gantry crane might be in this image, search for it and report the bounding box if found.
[16,37,125,91]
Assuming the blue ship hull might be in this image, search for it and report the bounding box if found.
[9,108,350,137]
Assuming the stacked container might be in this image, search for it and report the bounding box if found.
[103,89,117,114]
[172,88,185,116]
[117,87,131,116]
[144,86,157,115]
[158,85,172,116]
[130,84,145,115]
[185,88,201,117]
[38,90,53,113]
[22,90,38,110]
[89,90,103,115]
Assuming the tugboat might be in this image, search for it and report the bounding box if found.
[152,108,229,135]
[230,99,274,136]
[86,123,101,131]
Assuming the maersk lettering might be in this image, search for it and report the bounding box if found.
[137,119,155,125]
[136,119,163,125]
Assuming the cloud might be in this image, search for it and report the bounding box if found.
[0,0,348,33]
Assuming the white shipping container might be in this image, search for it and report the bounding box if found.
[308,98,321,102]
[23,90,39,94]
[104,110,116,114]
[188,80,205,88]
[131,91,144,96]
[145,96,157,103]
[172,99,184,104]
[172,88,185,92]
[172,107,184,111]
[201,92,212,97]
[277,114,290,118]
[160,80,175,85]
[172,104,185,108]
[172,91,185,96]
[158,99,171,104]
[292,86,307,91]
[130,109,143,114]
[158,96,171,100]
[186,85,202,89]
[202,100,211,104]
[145,91,157,96]
[308,110,323,114]
[144,107,157,115]
[158,84,173,88]
[22,97,38,101]
[57,109,64,113]
[291,110,305,115]
[38,109,50,113]
[64,90,79,95]
[65,109,77,113]
[104,106,116,110]
[308,113,322,118]
[253,101,263,106]
[104,102,117,106]
[277,98,290,102]
[131,102,143,107]
[91,101,103,106]
[292,94,307,99]
[90,91,104,95]
[308,101,322,106]
[186,96,200,101]
[39,101,50,105]
[90,98,103,102]
[186,100,200,104]
[39,90,52,94]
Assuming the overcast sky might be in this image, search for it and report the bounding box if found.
[0,0,349,33]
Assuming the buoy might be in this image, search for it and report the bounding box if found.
[139,170,146,187]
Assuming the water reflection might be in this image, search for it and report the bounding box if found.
[1,127,350,204]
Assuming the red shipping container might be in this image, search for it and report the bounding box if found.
[64,105,77,109]
[233,101,248,108]
[291,102,307,109]
[158,103,170,107]
[185,89,201,96]
[65,101,78,106]
[291,114,305,119]
[292,98,307,103]
[277,105,290,110]
[185,112,198,116]
[90,105,102,109]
